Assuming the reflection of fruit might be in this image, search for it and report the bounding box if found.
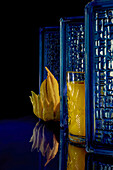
[67,143,86,170]
[30,121,59,166]
[30,67,60,121]
[44,134,59,166]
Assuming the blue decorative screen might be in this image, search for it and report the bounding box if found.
[94,7,113,146]
[66,23,85,72]
[60,17,85,128]
[39,27,60,89]
[85,0,113,155]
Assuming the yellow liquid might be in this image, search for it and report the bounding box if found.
[67,143,86,170]
[67,81,85,136]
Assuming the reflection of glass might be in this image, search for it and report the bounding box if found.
[66,72,85,145]
[30,121,59,166]
[67,143,86,170]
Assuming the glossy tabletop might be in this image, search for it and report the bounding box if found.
[0,115,113,170]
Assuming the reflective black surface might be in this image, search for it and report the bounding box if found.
[0,115,113,170]
[0,116,59,170]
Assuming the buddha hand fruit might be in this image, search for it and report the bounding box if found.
[30,67,60,121]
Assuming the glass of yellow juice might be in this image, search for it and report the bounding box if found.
[66,71,85,146]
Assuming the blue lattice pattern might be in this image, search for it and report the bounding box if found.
[94,7,113,145]
[94,162,113,169]
[86,153,113,169]
[44,30,60,82]
[60,17,84,128]
[66,23,85,72]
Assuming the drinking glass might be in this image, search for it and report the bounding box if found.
[66,71,85,146]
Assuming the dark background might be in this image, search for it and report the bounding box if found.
[1,0,91,119]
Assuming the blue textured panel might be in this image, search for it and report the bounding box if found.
[85,0,113,155]
[39,27,60,90]
[66,23,85,72]
[86,153,113,170]
[60,17,85,128]
[94,7,113,146]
